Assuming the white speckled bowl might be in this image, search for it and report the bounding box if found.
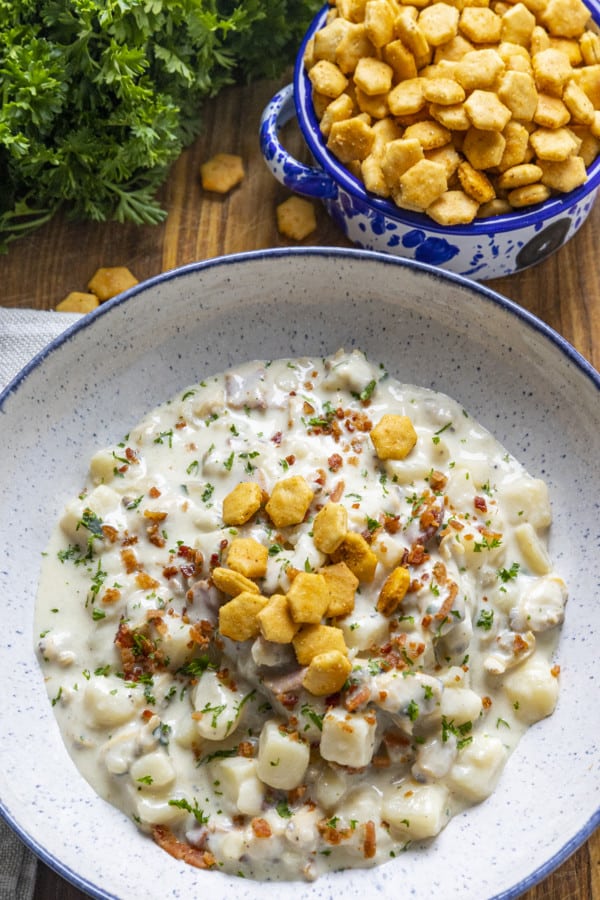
[259,1,600,280]
[0,248,598,900]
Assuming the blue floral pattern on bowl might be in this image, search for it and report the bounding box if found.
[259,3,600,281]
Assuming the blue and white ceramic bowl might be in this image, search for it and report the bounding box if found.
[0,249,599,899]
[259,2,600,281]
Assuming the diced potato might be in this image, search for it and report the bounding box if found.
[136,795,187,827]
[440,687,483,725]
[382,782,449,840]
[503,657,560,723]
[320,708,377,767]
[193,670,247,740]
[214,757,265,817]
[130,752,176,791]
[84,679,142,728]
[446,734,507,802]
[256,720,310,789]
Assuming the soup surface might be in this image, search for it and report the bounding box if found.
[36,349,566,880]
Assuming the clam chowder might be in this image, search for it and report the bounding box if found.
[36,349,567,881]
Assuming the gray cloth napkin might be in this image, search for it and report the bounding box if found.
[0,306,83,899]
[0,307,81,392]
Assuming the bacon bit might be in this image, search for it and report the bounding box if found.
[384,731,411,750]
[144,509,168,522]
[175,418,187,430]
[482,696,493,709]
[216,668,238,692]
[344,683,371,712]
[101,524,119,543]
[328,453,343,472]
[163,565,179,579]
[314,467,327,486]
[345,410,372,433]
[407,641,425,659]
[350,437,364,454]
[148,486,161,498]
[121,533,138,546]
[363,821,377,859]
[125,447,139,464]
[251,818,272,838]
[347,456,360,467]
[434,580,458,620]
[101,587,121,605]
[285,454,296,467]
[429,469,447,491]
[329,479,345,503]
[146,522,166,548]
[271,431,283,445]
[238,741,254,758]
[136,572,160,590]
[433,561,447,583]
[372,753,391,768]
[407,543,428,566]
[317,819,351,845]
[421,614,433,629]
[152,825,215,870]
[121,548,140,574]
[287,785,306,804]
[551,664,561,677]
[189,620,213,647]
[420,507,438,531]
[513,634,530,654]
[114,621,167,679]
[474,495,488,513]
[303,400,315,415]
[383,514,401,535]
[141,708,155,721]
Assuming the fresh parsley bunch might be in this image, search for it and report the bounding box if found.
[0,0,322,251]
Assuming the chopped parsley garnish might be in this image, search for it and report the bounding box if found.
[476,609,494,631]
[167,797,209,825]
[498,562,520,582]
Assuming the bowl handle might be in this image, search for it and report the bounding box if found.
[259,83,338,200]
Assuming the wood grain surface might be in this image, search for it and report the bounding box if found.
[1,76,598,900]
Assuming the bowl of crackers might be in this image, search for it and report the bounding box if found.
[260,0,600,280]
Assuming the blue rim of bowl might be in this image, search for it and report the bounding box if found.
[1,247,599,900]
[293,1,600,236]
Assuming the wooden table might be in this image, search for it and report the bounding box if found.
[2,77,598,900]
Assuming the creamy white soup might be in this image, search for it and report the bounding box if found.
[36,349,567,881]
